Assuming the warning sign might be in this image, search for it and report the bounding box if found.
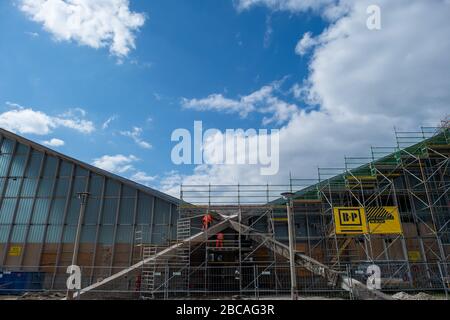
[333,207,368,234]
[366,206,402,235]
[8,246,22,257]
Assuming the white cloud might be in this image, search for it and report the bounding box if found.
[60,107,87,118]
[92,154,157,187]
[0,103,95,135]
[42,138,65,147]
[102,115,118,129]
[161,0,450,195]
[182,82,299,125]
[120,127,152,149]
[264,15,273,48]
[25,31,40,37]
[130,171,157,186]
[92,154,138,174]
[295,32,318,56]
[19,0,146,57]
[301,0,450,119]
[235,0,336,13]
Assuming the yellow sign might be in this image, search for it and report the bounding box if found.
[367,206,402,235]
[333,206,402,235]
[333,207,368,234]
[8,246,22,257]
[408,251,421,262]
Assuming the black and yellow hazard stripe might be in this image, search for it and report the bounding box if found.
[366,207,394,223]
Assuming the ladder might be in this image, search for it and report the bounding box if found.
[175,217,191,294]
[134,229,143,261]
[141,246,158,299]
[176,217,191,264]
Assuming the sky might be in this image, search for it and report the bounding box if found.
[0,0,449,197]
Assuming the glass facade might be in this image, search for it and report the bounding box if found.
[0,130,179,274]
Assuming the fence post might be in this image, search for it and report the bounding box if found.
[346,264,354,300]
[253,265,257,300]
[437,262,449,300]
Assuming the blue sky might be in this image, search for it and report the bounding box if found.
[1,0,449,195]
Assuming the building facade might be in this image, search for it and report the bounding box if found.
[0,128,179,290]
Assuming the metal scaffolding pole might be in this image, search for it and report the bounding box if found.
[281,192,298,300]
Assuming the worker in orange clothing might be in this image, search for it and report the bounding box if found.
[202,212,213,230]
[216,232,224,248]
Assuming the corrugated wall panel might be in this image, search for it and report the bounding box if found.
[116,226,133,243]
[102,198,118,225]
[37,178,54,197]
[63,225,76,243]
[21,178,39,197]
[11,225,27,242]
[75,165,89,177]
[15,198,33,224]
[122,185,135,197]
[32,199,50,224]
[154,198,170,224]
[105,178,120,197]
[151,229,167,245]
[0,198,16,224]
[54,178,70,197]
[25,152,43,177]
[99,225,114,244]
[15,143,28,154]
[59,161,73,177]
[88,174,103,197]
[47,199,66,224]
[46,225,63,243]
[0,178,5,195]
[118,197,135,224]
[5,178,21,197]
[136,193,152,224]
[65,197,81,225]
[42,156,57,177]
[0,225,10,243]
[28,225,46,242]
[0,154,12,176]
[84,197,101,225]
[71,176,88,195]
[80,225,96,243]
[10,154,27,176]
[0,138,14,153]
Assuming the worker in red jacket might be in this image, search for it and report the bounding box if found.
[216,232,224,248]
[202,213,213,230]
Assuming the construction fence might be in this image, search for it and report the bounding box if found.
[1,262,449,300]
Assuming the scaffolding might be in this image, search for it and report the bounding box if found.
[86,121,449,299]
[171,121,449,298]
[177,184,288,297]
[291,121,449,291]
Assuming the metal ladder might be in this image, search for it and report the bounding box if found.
[141,245,158,299]
[134,229,144,260]
[175,217,191,294]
